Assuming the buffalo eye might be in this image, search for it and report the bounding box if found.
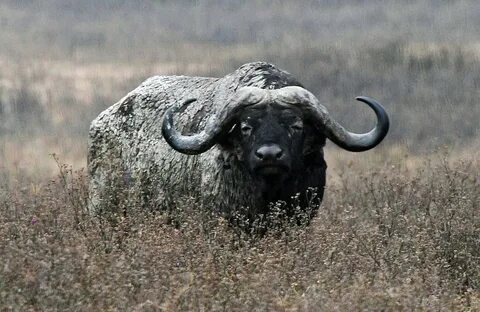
[240,122,253,137]
[290,120,304,132]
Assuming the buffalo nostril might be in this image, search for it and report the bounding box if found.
[255,150,264,159]
[255,145,284,161]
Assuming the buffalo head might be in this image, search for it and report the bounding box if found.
[162,86,389,200]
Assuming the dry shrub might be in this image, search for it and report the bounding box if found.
[1,153,479,311]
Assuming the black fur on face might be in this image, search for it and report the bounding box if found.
[221,104,326,200]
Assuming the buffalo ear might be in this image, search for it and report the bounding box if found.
[303,125,327,167]
[304,148,327,168]
[302,124,326,154]
[217,123,239,149]
[217,123,244,160]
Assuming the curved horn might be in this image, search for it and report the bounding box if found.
[276,86,390,152]
[162,87,267,155]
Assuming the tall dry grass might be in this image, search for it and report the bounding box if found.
[1,153,479,310]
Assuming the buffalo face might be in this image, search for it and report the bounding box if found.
[234,106,306,186]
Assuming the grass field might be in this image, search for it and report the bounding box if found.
[1,152,479,310]
[1,0,479,310]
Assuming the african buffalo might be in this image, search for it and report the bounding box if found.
[88,62,389,223]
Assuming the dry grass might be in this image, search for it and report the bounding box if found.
[1,152,479,311]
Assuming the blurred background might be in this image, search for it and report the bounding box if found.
[0,0,479,177]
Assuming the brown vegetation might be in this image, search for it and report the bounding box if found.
[1,153,479,310]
